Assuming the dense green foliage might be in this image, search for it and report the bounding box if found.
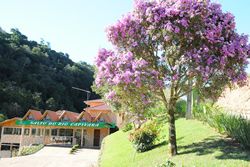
[70,144,80,154]
[0,28,98,118]
[194,103,250,149]
[175,99,187,118]
[129,121,159,152]
[122,123,133,132]
[18,144,44,156]
[0,114,6,122]
[100,119,250,167]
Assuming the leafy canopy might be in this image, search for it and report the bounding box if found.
[95,0,249,113]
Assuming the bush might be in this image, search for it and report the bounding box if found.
[70,144,80,154]
[214,114,250,149]
[129,121,158,152]
[122,123,133,132]
[18,144,44,156]
[193,103,250,149]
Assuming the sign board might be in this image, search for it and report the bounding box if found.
[16,120,115,128]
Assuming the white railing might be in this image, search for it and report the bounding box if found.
[50,136,73,144]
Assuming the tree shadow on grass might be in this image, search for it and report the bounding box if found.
[178,136,250,161]
[150,137,184,150]
[151,141,168,150]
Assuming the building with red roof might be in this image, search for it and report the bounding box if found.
[0,99,123,151]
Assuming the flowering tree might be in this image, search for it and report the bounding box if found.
[94,0,250,156]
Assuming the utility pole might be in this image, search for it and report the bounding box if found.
[72,87,91,100]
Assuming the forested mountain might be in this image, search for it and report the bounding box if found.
[0,28,99,119]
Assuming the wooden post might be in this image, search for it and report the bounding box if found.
[43,128,46,145]
[0,127,4,151]
[20,126,25,147]
[81,129,84,147]
[18,126,24,156]
[72,129,75,146]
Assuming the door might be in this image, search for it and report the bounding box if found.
[93,129,100,147]
[75,129,82,146]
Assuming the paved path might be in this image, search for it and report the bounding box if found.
[0,146,100,167]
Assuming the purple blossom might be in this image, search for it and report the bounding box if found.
[106,91,116,100]
[180,18,188,27]
[95,0,250,107]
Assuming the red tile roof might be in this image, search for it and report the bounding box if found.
[23,109,43,120]
[84,104,111,112]
[84,99,103,103]
[84,99,104,107]
[93,112,112,123]
[42,110,59,121]
[77,111,93,122]
[57,110,79,122]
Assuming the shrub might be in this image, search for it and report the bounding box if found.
[122,123,133,132]
[12,148,19,157]
[215,114,250,149]
[70,144,80,154]
[193,103,250,149]
[129,121,159,152]
[18,144,44,156]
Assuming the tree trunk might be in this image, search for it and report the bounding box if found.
[161,87,178,156]
[186,79,193,119]
[168,97,177,156]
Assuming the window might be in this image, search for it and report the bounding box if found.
[13,128,21,135]
[99,118,105,122]
[75,129,81,138]
[45,129,50,136]
[65,129,73,136]
[28,115,34,120]
[31,128,36,136]
[24,129,30,136]
[61,117,70,122]
[44,115,50,121]
[37,129,41,136]
[59,129,73,136]
[3,128,21,135]
[59,129,65,136]
[83,129,87,135]
[1,143,20,150]
[82,118,86,122]
[1,143,11,150]
[51,129,57,136]
[3,128,13,135]
[12,143,20,150]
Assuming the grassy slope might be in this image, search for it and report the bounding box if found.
[100,119,250,167]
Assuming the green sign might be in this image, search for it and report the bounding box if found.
[16,120,115,128]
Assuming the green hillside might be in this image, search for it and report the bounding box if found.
[100,119,250,167]
[0,28,98,119]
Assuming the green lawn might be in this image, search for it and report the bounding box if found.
[100,119,250,167]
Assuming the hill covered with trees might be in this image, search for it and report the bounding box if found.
[0,28,99,119]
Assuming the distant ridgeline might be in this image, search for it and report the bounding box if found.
[0,27,99,119]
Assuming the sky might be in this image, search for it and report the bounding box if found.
[0,0,249,65]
